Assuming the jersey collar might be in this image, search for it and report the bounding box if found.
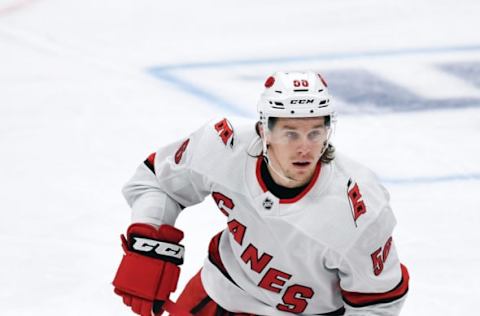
[255,156,321,204]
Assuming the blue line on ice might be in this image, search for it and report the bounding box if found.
[147,68,249,117]
[382,173,480,185]
[149,44,480,71]
[147,44,480,117]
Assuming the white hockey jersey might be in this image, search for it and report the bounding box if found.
[122,118,409,316]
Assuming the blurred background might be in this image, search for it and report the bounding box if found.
[1,0,479,315]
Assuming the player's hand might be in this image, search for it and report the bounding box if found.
[113,224,185,316]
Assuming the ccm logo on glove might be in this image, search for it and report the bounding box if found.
[130,235,185,265]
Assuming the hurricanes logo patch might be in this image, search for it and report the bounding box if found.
[214,118,234,148]
[347,178,367,226]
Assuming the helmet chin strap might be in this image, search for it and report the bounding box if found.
[247,133,297,185]
[260,122,297,186]
[263,153,297,185]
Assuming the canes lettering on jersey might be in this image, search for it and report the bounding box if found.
[227,219,246,245]
[277,284,315,313]
[227,217,314,313]
[212,192,234,216]
[241,244,273,273]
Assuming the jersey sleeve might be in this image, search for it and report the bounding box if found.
[338,183,409,315]
[122,122,213,226]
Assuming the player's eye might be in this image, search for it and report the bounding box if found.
[285,131,299,140]
[308,130,322,141]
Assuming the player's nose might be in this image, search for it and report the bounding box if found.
[296,139,312,155]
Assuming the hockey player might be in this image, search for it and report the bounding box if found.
[112,71,409,316]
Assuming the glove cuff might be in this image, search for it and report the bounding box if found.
[127,223,184,243]
[113,250,181,301]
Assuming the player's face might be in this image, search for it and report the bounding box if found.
[266,117,329,188]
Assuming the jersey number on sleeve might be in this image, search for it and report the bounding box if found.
[371,236,393,276]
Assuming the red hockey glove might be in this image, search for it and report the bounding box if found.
[113,224,185,316]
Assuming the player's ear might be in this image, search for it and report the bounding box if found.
[256,121,272,146]
[256,121,265,139]
[259,124,265,139]
[258,122,270,142]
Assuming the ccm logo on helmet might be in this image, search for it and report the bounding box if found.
[290,99,315,104]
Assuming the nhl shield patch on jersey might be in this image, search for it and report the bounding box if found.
[262,197,274,210]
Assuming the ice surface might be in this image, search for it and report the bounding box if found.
[1,0,479,315]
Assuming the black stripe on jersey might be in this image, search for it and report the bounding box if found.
[215,305,233,316]
[144,152,156,174]
[207,231,240,288]
[208,254,239,287]
[144,159,155,174]
[314,306,345,315]
[190,296,213,314]
[341,264,409,308]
